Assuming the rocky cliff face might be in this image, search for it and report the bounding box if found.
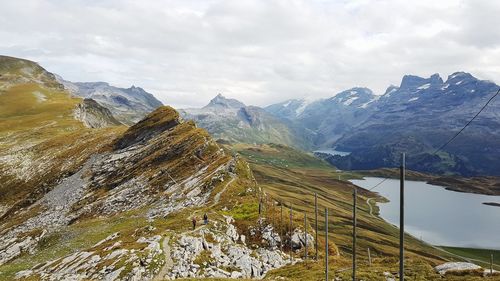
[58,78,163,125]
[73,98,122,128]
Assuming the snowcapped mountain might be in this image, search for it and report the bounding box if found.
[266,87,378,147]
[327,73,500,176]
[265,72,500,176]
[264,98,314,119]
[57,78,163,125]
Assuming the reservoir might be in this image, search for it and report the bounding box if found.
[351,177,500,249]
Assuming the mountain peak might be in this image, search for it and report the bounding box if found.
[204,94,246,109]
[446,72,475,83]
[114,106,180,149]
[330,87,375,106]
[400,73,443,90]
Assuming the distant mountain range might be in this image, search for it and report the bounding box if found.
[57,77,163,125]
[266,72,500,176]
[179,94,313,149]
[3,53,498,176]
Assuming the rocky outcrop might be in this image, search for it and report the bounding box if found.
[169,216,291,280]
[16,233,164,280]
[74,98,122,128]
[290,229,314,251]
[435,262,482,275]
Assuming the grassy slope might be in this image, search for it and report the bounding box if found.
[439,246,500,271]
[230,143,499,280]
[0,81,126,212]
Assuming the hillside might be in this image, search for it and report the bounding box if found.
[229,143,499,280]
[0,55,126,219]
[1,56,497,280]
[180,94,312,149]
[0,56,301,280]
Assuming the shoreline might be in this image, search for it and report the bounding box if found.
[357,168,500,196]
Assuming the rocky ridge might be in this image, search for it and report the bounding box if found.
[74,98,122,128]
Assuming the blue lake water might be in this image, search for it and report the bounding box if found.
[351,177,500,249]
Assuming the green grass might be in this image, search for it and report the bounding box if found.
[439,246,500,270]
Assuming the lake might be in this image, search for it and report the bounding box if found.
[351,177,500,249]
[314,148,351,156]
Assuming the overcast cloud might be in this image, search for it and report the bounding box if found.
[1,0,500,108]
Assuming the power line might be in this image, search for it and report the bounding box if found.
[368,177,389,191]
[433,88,500,154]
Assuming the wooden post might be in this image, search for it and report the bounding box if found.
[400,153,405,281]
[290,205,293,262]
[280,203,284,250]
[367,248,372,266]
[315,192,319,261]
[304,213,308,260]
[491,254,493,275]
[353,187,357,281]
[259,193,262,218]
[325,208,329,281]
[272,199,275,226]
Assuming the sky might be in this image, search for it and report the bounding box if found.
[2,0,500,108]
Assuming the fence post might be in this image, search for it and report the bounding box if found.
[280,203,283,250]
[290,204,293,262]
[272,199,275,226]
[315,192,319,261]
[353,187,357,281]
[259,193,262,218]
[491,254,494,275]
[400,153,405,281]
[368,248,372,266]
[304,213,308,260]
[325,208,329,281]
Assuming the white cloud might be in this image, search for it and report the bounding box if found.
[1,0,500,108]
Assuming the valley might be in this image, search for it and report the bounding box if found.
[1,55,499,280]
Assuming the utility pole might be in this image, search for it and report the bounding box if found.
[315,192,319,260]
[400,153,406,281]
[353,186,357,281]
[304,213,308,260]
[325,208,329,281]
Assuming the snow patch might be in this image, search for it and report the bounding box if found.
[408,97,419,102]
[456,80,463,85]
[417,83,430,90]
[283,101,292,107]
[343,96,359,106]
[295,99,313,115]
